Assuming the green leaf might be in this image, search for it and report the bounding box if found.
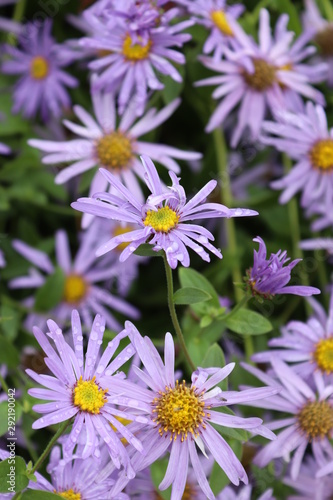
[0,457,29,493]
[273,0,302,34]
[20,491,63,499]
[0,335,19,368]
[0,402,23,437]
[134,244,163,258]
[150,458,171,500]
[34,267,66,313]
[224,309,272,336]
[160,66,185,105]
[0,304,20,340]
[201,343,225,369]
[178,268,220,316]
[173,287,211,305]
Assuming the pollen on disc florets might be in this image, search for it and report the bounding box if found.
[96,131,133,171]
[30,56,49,80]
[313,338,333,374]
[309,139,333,172]
[73,376,108,414]
[211,10,233,36]
[152,380,210,442]
[56,490,81,500]
[315,26,333,56]
[297,400,333,440]
[63,274,88,305]
[122,34,152,61]
[144,206,180,233]
[243,58,276,91]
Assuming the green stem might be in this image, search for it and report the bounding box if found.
[222,295,250,321]
[12,0,27,23]
[212,128,253,359]
[322,0,333,21]
[31,420,71,474]
[162,253,196,372]
[0,373,9,393]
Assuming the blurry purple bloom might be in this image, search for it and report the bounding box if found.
[72,155,258,269]
[77,1,193,115]
[252,288,333,380]
[0,249,5,268]
[0,142,10,155]
[245,236,320,298]
[285,456,333,499]
[178,0,244,60]
[196,9,326,145]
[108,323,276,499]
[217,485,275,500]
[1,20,77,121]
[10,229,139,332]
[242,359,333,479]
[27,310,147,476]
[29,89,201,228]
[262,102,333,216]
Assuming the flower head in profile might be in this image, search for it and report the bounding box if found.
[10,229,139,332]
[245,237,320,299]
[29,89,201,227]
[261,102,333,218]
[179,0,244,60]
[242,359,333,479]
[252,287,333,380]
[107,322,277,500]
[27,310,148,477]
[196,8,326,146]
[1,20,77,121]
[72,155,258,269]
[77,1,193,115]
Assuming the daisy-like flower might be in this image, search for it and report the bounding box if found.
[178,0,244,60]
[241,359,333,479]
[78,1,193,115]
[10,229,139,332]
[27,310,148,477]
[72,155,258,269]
[303,0,333,86]
[1,20,78,121]
[244,236,320,298]
[284,457,333,499]
[30,444,126,500]
[252,288,333,380]
[196,8,326,146]
[107,322,277,500]
[28,89,201,227]
[261,102,333,214]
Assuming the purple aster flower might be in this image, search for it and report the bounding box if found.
[304,203,333,232]
[217,485,275,500]
[10,229,139,332]
[261,102,333,215]
[196,8,326,146]
[241,358,333,479]
[77,1,193,115]
[284,457,333,499]
[252,287,333,380]
[106,322,277,500]
[29,88,201,227]
[244,236,320,298]
[1,20,78,121]
[0,142,10,155]
[178,0,244,60]
[303,0,333,86]
[300,237,333,259]
[27,310,148,477]
[72,155,257,269]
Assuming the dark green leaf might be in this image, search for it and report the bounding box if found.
[201,343,225,369]
[34,267,66,313]
[0,336,19,368]
[178,268,220,316]
[173,287,211,305]
[0,457,28,493]
[0,304,20,340]
[274,0,302,34]
[20,491,63,499]
[224,309,272,336]
[0,402,23,437]
[134,244,163,258]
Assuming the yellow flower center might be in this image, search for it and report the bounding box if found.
[297,400,333,440]
[152,380,209,442]
[73,376,107,414]
[315,26,333,56]
[211,10,233,36]
[243,58,276,91]
[110,415,132,445]
[313,338,333,374]
[112,225,134,252]
[309,139,333,171]
[96,131,133,171]
[122,34,152,61]
[30,56,49,80]
[55,490,81,500]
[144,206,179,233]
[63,274,88,305]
